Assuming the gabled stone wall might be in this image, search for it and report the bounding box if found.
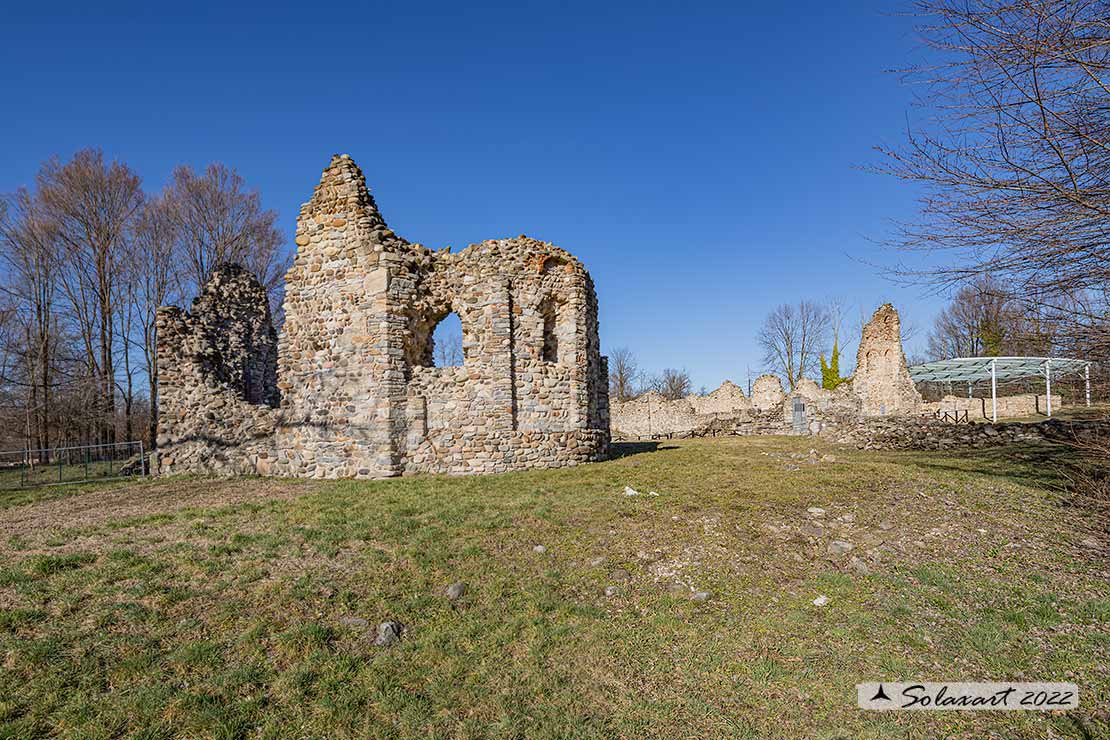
[156,155,609,478]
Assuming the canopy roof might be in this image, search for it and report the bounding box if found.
[908,356,1090,384]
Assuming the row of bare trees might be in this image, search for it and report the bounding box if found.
[607,348,692,402]
[0,149,286,456]
[880,0,1109,365]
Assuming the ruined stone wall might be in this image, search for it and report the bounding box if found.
[852,303,922,417]
[156,155,609,478]
[751,375,786,411]
[921,393,1061,420]
[611,304,926,440]
[155,265,280,475]
[831,417,1110,451]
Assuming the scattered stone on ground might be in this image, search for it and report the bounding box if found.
[623,486,640,496]
[604,586,619,597]
[445,582,467,601]
[807,507,826,517]
[691,591,711,602]
[847,556,871,576]
[828,540,854,556]
[839,513,855,523]
[821,454,837,463]
[1080,537,1100,549]
[878,521,895,531]
[800,523,825,538]
[813,595,830,607]
[533,545,547,554]
[589,557,605,567]
[666,583,689,597]
[374,621,405,647]
[611,568,630,582]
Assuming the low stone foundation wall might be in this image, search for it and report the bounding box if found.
[922,393,1062,420]
[829,417,1110,451]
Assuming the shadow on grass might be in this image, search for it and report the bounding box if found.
[608,441,677,460]
[895,442,1085,491]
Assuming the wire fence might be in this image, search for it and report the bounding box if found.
[0,441,147,491]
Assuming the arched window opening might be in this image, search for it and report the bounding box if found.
[431,311,464,367]
[539,296,560,363]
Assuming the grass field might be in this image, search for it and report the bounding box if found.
[0,436,1107,739]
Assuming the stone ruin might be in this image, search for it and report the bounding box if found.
[610,303,922,439]
[155,154,610,478]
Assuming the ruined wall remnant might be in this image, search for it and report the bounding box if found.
[611,304,924,440]
[157,154,610,478]
[921,394,1060,420]
[609,384,751,438]
[852,303,922,417]
[750,375,786,411]
[155,265,280,474]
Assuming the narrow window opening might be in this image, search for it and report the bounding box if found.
[540,297,559,363]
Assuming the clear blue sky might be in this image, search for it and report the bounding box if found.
[1,0,943,391]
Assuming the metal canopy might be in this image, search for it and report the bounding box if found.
[908,356,1090,383]
[908,356,1093,422]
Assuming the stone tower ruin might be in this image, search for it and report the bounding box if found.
[852,303,921,416]
[155,155,610,478]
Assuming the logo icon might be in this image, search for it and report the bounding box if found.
[870,684,891,702]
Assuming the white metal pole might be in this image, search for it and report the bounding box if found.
[1045,360,1052,418]
[990,359,997,423]
[1085,363,1091,407]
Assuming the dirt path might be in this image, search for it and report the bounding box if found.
[0,477,311,556]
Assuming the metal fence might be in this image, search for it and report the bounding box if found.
[0,441,147,490]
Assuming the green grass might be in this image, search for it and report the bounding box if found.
[0,437,1106,738]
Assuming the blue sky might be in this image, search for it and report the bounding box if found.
[1,1,943,391]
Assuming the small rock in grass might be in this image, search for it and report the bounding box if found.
[610,568,631,582]
[839,513,855,523]
[604,585,619,597]
[533,545,547,554]
[878,521,895,531]
[813,595,830,607]
[340,616,368,628]
[623,486,640,496]
[800,523,825,538]
[666,583,689,597]
[445,582,467,601]
[828,540,854,556]
[847,556,871,576]
[1080,537,1100,549]
[691,591,711,602]
[820,454,837,463]
[589,557,605,567]
[807,507,826,517]
[374,621,405,647]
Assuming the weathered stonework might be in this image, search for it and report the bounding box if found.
[156,155,610,478]
[852,303,922,417]
[922,393,1060,420]
[751,374,787,411]
[611,304,923,440]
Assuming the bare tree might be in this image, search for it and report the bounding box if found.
[757,301,831,389]
[37,149,144,445]
[927,276,1053,360]
[607,346,640,402]
[0,190,60,456]
[878,0,1110,360]
[128,195,181,445]
[162,163,287,307]
[646,368,692,400]
[433,329,463,367]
